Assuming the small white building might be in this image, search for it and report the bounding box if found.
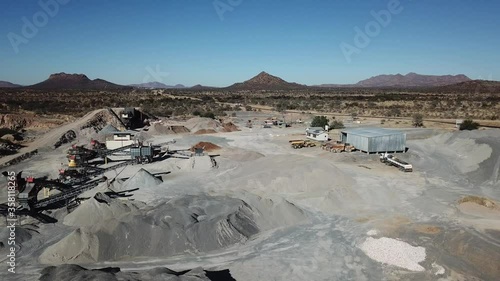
[105,131,136,150]
[306,127,329,141]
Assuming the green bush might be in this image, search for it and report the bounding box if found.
[200,112,216,119]
[329,120,345,129]
[459,119,480,130]
[412,113,424,127]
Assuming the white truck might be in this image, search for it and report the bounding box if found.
[379,153,413,172]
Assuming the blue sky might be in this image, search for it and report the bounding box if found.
[1,0,499,86]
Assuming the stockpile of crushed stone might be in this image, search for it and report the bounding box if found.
[119,168,163,191]
[185,117,221,133]
[39,194,306,264]
[39,264,236,281]
[408,130,500,186]
[63,193,145,227]
[223,154,360,214]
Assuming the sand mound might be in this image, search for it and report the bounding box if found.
[194,129,217,134]
[148,123,190,135]
[39,264,235,281]
[40,194,306,264]
[185,117,221,132]
[220,148,265,162]
[63,193,144,227]
[458,196,500,219]
[191,142,221,152]
[459,195,497,208]
[222,122,239,132]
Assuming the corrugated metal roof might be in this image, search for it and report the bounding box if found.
[306,127,326,134]
[341,127,404,138]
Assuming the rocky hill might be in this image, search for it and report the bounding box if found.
[28,73,130,90]
[227,71,307,90]
[433,80,500,93]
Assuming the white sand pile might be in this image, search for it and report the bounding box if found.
[40,194,306,264]
[63,193,144,227]
[360,237,426,271]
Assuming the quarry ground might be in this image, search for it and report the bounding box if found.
[0,111,499,281]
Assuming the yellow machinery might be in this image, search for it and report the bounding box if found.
[68,158,78,168]
[289,140,317,149]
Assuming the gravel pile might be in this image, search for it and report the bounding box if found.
[360,237,426,271]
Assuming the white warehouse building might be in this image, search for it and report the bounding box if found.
[306,127,329,141]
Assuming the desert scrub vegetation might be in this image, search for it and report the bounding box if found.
[1,87,498,121]
[459,119,480,131]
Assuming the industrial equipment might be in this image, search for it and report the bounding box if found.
[379,153,413,172]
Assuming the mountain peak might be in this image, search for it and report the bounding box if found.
[29,73,128,90]
[48,72,90,81]
[226,71,306,90]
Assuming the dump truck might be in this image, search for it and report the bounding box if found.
[380,153,413,172]
[322,141,355,153]
[289,140,317,149]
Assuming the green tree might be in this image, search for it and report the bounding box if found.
[311,116,329,128]
[459,119,480,130]
[329,120,345,129]
[412,113,424,127]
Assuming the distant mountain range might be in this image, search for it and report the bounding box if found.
[129,82,186,89]
[0,81,22,88]
[0,71,494,91]
[316,73,471,88]
[27,73,130,90]
[355,72,471,87]
[226,71,307,90]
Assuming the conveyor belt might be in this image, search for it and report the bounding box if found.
[33,178,106,209]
